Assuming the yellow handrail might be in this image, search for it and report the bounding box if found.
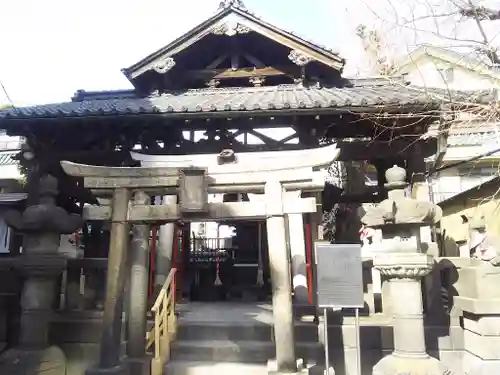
[147,268,177,375]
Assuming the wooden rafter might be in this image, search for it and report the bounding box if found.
[206,55,228,69]
[191,66,288,79]
[278,133,299,145]
[247,129,280,146]
[243,54,265,68]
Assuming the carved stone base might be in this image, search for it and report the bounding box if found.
[372,354,452,375]
[0,345,66,375]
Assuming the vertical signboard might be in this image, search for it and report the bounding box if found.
[314,242,364,309]
[314,242,365,374]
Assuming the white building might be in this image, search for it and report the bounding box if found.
[0,131,23,185]
[396,45,500,203]
[0,131,24,253]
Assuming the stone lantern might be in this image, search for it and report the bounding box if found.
[361,165,451,375]
[0,175,82,375]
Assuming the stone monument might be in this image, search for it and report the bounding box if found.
[0,175,82,375]
[361,165,452,375]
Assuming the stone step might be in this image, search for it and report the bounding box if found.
[170,340,322,363]
[176,321,320,342]
[164,361,268,375]
[164,360,336,375]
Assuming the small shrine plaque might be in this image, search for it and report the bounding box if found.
[179,167,208,214]
[314,242,364,309]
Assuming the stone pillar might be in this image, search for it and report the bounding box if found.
[0,175,82,375]
[155,195,177,289]
[456,260,500,374]
[265,180,298,374]
[287,191,308,304]
[127,191,151,375]
[83,222,106,310]
[408,156,432,241]
[65,265,82,310]
[87,188,131,375]
[408,156,445,323]
[339,161,366,243]
[361,165,450,375]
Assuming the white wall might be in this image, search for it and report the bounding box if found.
[0,135,22,151]
[401,55,499,90]
[402,53,500,203]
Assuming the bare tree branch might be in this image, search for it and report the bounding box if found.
[460,5,500,21]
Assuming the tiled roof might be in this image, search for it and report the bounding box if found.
[0,81,468,121]
[0,152,18,166]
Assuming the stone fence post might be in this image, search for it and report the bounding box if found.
[456,259,500,375]
[361,165,451,375]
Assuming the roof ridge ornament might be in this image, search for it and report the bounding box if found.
[218,0,247,11]
[212,20,251,36]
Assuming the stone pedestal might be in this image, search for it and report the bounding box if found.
[0,175,82,375]
[373,253,450,375]
[361,165,450,375]
[456,262,500,375]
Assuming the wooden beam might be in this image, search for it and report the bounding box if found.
[83,198,317,222]
[246,129,280,146]
[337,138,438,160]
[206,55,228,69]
[243,54,265,69]
[6,107,438,135]
[278,133,299,145]
[190,66,287,79]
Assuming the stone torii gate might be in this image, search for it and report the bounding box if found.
[60,143,339,375]
[130,143,339,304]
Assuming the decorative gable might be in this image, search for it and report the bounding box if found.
[122,2,345,93]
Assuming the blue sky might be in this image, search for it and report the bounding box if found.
[0,0,372,106]
[2,0,494,106]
